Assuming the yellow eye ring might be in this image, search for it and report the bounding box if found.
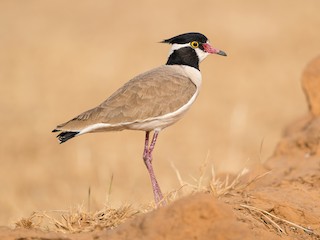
[190,41,199,48]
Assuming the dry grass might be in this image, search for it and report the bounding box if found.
[171,159,320,238]
[16,174,142,233]
[170,153,265,198]
[15,160,317,239]
[15,157,253,233]
[240,204,317,237]
[15,204,140,233]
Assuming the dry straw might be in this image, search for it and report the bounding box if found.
[16,205,139,233]
[15,156,319,238]
[240,204,315,236]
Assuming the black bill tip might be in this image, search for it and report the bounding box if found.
[217,50,227,56]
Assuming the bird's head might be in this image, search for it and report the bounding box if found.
[162,32,226,69]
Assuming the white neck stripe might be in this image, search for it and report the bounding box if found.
[167,43,190,56]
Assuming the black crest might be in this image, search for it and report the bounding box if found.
[161,32,208,44]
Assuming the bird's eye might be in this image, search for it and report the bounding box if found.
[190,41,199,48]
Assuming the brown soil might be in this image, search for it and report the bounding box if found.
[1,148,320,240]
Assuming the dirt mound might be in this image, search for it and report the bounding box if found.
[2,175,320,240]
[0,194,273,240]
[275,55,320,157]
[103,194,253,240]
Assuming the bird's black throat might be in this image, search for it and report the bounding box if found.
[166,47,200,70]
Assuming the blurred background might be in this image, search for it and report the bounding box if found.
[1,0,319,226]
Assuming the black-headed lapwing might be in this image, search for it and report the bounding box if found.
[53,32,227,205]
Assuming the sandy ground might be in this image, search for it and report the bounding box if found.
[1,0,320,234]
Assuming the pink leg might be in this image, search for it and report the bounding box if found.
[143,131,165,206]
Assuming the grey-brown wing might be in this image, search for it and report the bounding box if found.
[56,66,196,130]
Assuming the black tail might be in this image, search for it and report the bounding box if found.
[53,130,80,143]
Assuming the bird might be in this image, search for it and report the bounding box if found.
[52,32,226,206]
